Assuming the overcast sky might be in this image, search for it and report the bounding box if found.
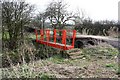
[26,0,119,21]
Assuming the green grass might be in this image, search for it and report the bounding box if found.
[40,73,55,80]
[29,34,37,39]
[47,54,65,64]
[2,32,10,39]
[105,63,118,73]
[82,45,118,59]
[106,63,115,68]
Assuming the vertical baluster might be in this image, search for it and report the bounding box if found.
[72,30,76,47]
[40,29,44,41]
[62,30,66,48]
[46,29,50,41]
[53,29,56,43]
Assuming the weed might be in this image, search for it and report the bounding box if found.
[48,54,65,64]
[106,64,114,68]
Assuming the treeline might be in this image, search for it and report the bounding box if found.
[30,0,119,36]
[75,19,119,36]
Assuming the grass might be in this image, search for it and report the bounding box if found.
[2,32,10,39]
[0,33,2,39]
[105,63,118,74]
[2,42,119,78]
[2,63,55,78]
[106,63,115,67]
[29,33,47,40]
[47,54,65,64]
[40,73,55,80]
[82,44,118,60]
[29,33,38,39]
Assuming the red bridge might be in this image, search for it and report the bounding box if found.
[35,29,76,50]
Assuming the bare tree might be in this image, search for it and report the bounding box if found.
[45,0,74,29]
[33,12,47,30]
[2,0,34,50]
[73,9,86,25]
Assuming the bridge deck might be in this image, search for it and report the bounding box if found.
[37,40,74,50]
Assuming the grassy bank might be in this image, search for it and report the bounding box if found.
[2,42,119,78]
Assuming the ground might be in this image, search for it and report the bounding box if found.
[2,42,119,78]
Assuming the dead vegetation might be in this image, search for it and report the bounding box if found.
[2,42,119,78]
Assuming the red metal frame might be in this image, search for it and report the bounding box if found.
[35,29,76,50]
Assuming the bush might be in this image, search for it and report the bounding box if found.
[2,39,63,67]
